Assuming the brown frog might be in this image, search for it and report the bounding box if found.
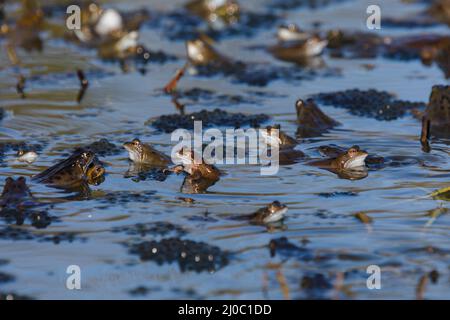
[318,145,384,167]
[310,145,368,170]
[309,146,369,180]
[295,98,340,137]
[229,201,288,225]
[123,138,171,167]
[186,37,232,66]
[4,0,44,53]
[185,0,240,25]
[261,125,298,149]
[172,148,221,181]
[86,161,106,186]
[261,125,305,165]
[269,35,328,64]
[249,201,288,224]
[0,177,34,210]
[17,150,38,164]
[277,24,310,42]
[32,149,96,188]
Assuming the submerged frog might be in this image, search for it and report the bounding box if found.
[309,146,369,180]
[0,177,35,211]
[32,149,96,188]
[185,0,240,25]
[269,35,328,63]
[17,150,38,164]
[0,176,44,226]
[123,138,171,167]
[69,4,150,63]
[318,145,385,168]
[261,125,298,149]
[260,125,305,165]
[295,98,340,137]
[277,24,310,42]
[186,37,231,66]
[96,31,139,60]
[249,201,288,224]
[230,201,288,225]
[172,148,221,181]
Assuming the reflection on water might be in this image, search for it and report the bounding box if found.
[0,0,449,300]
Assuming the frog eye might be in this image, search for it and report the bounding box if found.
[272,201,281,207]
[132,139,140,145]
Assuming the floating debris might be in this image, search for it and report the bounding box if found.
[430,187,450,201]
[420,116,431,153]
[16,75,26,99]
[354,212,373,224]
[424,207,448,228]
[76,69,89,103]
[164,65,187,94]
[416,274,428,300]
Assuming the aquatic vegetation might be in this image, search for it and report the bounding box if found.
[430,187,450,201]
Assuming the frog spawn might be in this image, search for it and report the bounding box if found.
[311,89,426,121]
[128,238,229,273]
[148,108,270,133]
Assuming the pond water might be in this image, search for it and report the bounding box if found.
[0,0,449,299]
